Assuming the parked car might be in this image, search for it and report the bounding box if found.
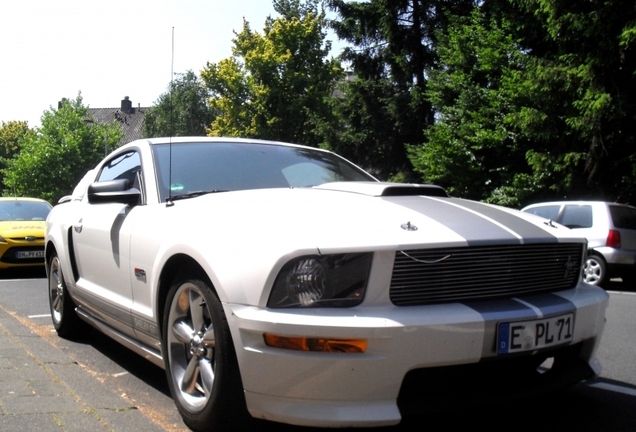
[0,197,51,270]
[522,201,636,286]
[46,137,608,431]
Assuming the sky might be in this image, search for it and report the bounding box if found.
[0,0,343,128]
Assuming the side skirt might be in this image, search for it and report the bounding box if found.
[76,305,165,369]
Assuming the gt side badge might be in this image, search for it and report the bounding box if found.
[134,268,146,281]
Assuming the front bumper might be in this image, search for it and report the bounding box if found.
[224,284,608,427]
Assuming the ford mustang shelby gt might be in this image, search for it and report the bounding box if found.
[45,137,608,431]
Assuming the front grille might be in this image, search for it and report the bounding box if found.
[390,243,583,306]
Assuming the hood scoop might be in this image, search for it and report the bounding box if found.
[314,182,449,197]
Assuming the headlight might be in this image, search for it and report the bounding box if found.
[267,253,373,308]
[0,235,6,243]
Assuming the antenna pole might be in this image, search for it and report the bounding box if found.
[167,26,175,207]
[171,26,174,83]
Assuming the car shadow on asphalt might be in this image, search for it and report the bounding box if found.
[61,326,172,398]
[0,267,46,279]
[603,278,634,292]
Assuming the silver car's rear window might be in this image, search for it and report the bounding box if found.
[609,205,636,230]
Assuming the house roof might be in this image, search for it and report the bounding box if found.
[86,97,149,144]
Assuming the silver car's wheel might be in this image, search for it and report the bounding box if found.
[583,254,607,286]
[48,253,82,338]
[163,271,249,431]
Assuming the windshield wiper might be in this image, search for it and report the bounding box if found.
[170,190,229,201]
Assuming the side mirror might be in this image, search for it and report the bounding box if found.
[87,179,141,206]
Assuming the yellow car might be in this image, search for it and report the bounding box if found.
[0,197,52,269]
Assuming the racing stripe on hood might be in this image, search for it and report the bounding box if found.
[463,293,576,358]
[447,198,559,244]
[385,196,556,245]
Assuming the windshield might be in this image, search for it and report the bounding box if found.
[152,142,375,202]
[0,200,52,221]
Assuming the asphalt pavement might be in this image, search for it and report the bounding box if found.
[0,304,165,432]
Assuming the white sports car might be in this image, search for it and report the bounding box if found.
[45,137,609,431]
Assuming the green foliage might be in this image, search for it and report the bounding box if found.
[408,0,636,205]
[2,95,122,203]
[0,121,33,188]
[323,0,473,180]
[410,8,535,205]
[201,0,342,145]
[143,70,215,138]
[511,0,636,204]
[316,76,421,180]
[0,120,31,160]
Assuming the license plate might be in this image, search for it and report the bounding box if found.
[497,313,574,355]
[16,250,45,259]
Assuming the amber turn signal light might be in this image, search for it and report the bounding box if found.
[263,334,367,353]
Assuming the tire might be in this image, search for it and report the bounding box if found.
[583,254,607,286]
[48,253,83,338]
[162,270,250,432]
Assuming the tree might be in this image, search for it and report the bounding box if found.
[0,120,33,190]
[143,70,215,138]
[409,8,539,206]
[201,0,342,146]
[511,0,636,204]
[0,120,31,160]
[2,95,122,203]
[324,0,473,181]
[411,0,636,205]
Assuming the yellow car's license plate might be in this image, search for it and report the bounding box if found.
[16,250,44,259]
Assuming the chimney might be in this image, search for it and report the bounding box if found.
[121,96,132,113]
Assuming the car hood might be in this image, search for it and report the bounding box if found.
[168,183,581,254]
[0,221,46,238]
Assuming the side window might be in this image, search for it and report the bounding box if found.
[525,205,560,221]
[561,205,593,229]
[98,151,141,185]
